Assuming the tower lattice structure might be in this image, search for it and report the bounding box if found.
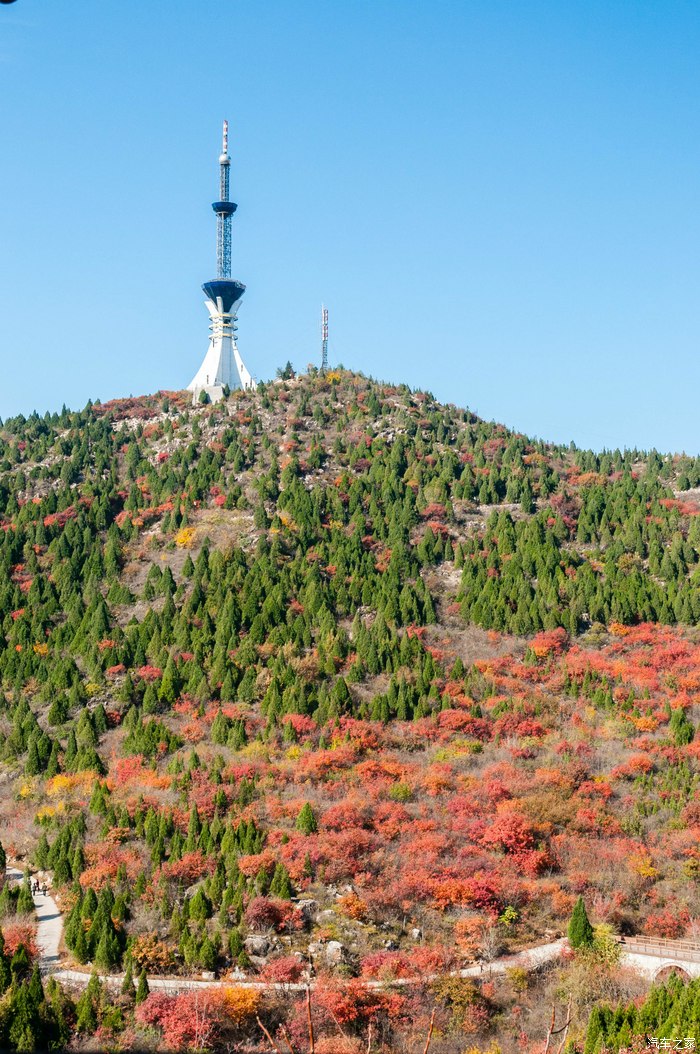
[321,306,329,373]
[215,120,235,279]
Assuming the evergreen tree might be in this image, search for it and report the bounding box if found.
[7,981,42,1052]
[295,802,318,835]
[121,955,134,996]
[75,972,101,1033]
[135,968,150,1005]
[568,896,594,949]
[0,930,10,994]
[16,879,34,915]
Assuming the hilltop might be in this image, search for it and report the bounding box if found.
[1,369,700,1050]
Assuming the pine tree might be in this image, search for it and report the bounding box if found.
[47,695,68,726]
[28,963,44,1005]
[295,802,318,835]
[270,862,293,899]
[8,982,42,1052]
[568,895,594,949]
[121,955,134,996]
[189,888,212,922]
[11,944,31,982]
[16,878,34,915]
[0,929,10,994]
[25,737,41,776]
[185,804,201,850]
[75,972,101,1032]
[44,975,72,1051]
[198,935,216,971]
[46,740,60,777]
[73,924,89,964]
[94,928,120,970]
[135,968,150,1005]
[158,657,179,704]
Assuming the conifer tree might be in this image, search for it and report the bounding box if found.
[11,944,31,983]
[0,930,10,994]
[8,981,42,1052]
[270,862,293,899]
[295,802,318,835]
[135,968,150,1005]
[121,955,134,996]
[75,972,101,1033]
[568,896,594,949]
[16,878,34,915]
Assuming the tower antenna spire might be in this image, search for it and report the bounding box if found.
[214,121,234,278]
[321,305,329,373]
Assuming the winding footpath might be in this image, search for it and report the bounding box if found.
[52,941,567,994]
[5,862,565,992]
[6,865,698,994]
[5,863,566,993]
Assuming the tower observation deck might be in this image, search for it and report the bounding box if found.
[187,121,255,402]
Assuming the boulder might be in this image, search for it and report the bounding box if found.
[325,941,345,965]
[244,935,271,957]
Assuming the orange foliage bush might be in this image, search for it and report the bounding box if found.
[131,932,174,973]
[337,892,369,921]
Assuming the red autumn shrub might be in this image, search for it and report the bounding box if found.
[478,812,535,855]
[135,991,223,1050]
[321,801,369,830]
[2,922,38,960]
[645,909,689,939]
[244,896,296,932]
[158,850,212,886]
[282,713,317,738]
[258,955,305,983]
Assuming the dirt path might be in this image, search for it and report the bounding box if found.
[6,866,63,972]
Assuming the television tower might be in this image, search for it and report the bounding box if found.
[321,305,329,373]
[188,121,255,402]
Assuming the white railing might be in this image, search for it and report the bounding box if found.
[616,935,700,963]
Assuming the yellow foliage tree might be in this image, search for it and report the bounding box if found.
[175,526,196,549]
[219,986,261,1027]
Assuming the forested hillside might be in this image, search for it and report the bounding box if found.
[1,369,700,1051]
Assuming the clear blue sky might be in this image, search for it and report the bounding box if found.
[1,1,699,453]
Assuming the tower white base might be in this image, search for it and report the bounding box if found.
[188,292,255,404]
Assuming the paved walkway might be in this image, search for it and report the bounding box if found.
[3,863,567,993]
[6,865,63,972]
[51,939,568,995]
[8,861,699,994]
